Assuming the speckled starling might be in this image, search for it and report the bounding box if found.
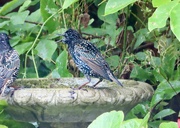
[0,33,20,95]
[59,29,123,89]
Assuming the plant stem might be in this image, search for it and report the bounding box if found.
[24,8,62,78]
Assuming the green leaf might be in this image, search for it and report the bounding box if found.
[0,100,8,110]
[134,28,149,49]
[97,3,118,25]
[152,0,171,7]
[139,112,150,128]
[35,39,57,61]
[0,120,35,128]
[88,111,124,128]
[120,118,148,128]
[130,65,153,81]
[40,0,59,32]
[152,69,165,82]
[153,109,175,120]
[170,3,180,42]
[56,50,72,77]
[148,1,178,32]
[0,125,8,128]
[0,100,8,106]
[62,0,79,9]
[106,55,120,68]
[0,0,26,15]
[51,69,61,78]
[161,54,176,80]
[104,0,137,16]
[150,80,180,107]
[18,0,32,12]
[0,21,10,28]
[10,11,30,25]
[159,122,178,128]
[135,52,146,61]
[26,9,43,23]
[14,42,32,55]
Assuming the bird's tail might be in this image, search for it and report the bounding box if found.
[112,77,123,87]
[107,70,123,87]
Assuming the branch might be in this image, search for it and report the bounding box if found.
[0,16,43,25]
[81,32,105,40]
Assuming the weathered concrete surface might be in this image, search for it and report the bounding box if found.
[3,78,153,123]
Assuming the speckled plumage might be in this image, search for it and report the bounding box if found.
[0,33,20,95]
[60,29,123,89]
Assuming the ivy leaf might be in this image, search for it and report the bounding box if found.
[148,1,178,32]
[14,42,32,55]
[170,3,180,41]
[152,0,171,7]
[62,0,79,9]
[56,50,72,77]
[10,11,29,25]
[35,39,57,61]
[159,122,178,128]
[40,0,59,32]
[104,0,137,16]
[88,111,124,128]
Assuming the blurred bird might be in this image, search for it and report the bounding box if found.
[0,33,20,95]
[59,28,123,89]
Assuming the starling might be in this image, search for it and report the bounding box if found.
[59,29,123,89]
[0,33,20,95]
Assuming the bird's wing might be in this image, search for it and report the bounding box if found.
[0,50,20,89]
[74,40,110,80]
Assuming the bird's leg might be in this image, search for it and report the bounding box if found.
[77,75,91,90]
[69,76,90,96]
[93,78,103,88]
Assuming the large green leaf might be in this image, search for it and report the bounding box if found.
[148,1,178,32]
[97,3,118,25]
[159,122,178,128]
[35,39,57,61]
[139,112,150,128]
[0,0,26,15]
[152,0,171,7]
[0,125,8,128]
[56,50,72,77]
[120,118,148,128]
[88,111,124,128]
[150,80,180,107]
[104,0,137,16]
[170,3,180,41]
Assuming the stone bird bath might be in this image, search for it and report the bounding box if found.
[2,78,154,128]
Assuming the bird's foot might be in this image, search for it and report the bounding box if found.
[70,86,88,92]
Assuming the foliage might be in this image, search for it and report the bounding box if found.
[0,0,180,127]
[0,100,34,128]
[88,111,178,128]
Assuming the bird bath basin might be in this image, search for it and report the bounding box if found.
[2,78,154,128]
